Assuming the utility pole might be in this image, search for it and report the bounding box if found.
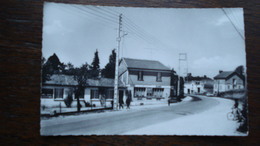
[113,14,122,110]
[177,53,187,96]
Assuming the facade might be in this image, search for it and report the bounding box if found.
[184,75,213,95]
[41,74,126,108]
[119,58,172,101]
[213,71,244,94]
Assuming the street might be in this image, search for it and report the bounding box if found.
[41,96,220,135]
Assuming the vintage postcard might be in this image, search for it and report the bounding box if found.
[41,2,247,136]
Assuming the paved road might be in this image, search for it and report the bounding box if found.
[41,96,220,135]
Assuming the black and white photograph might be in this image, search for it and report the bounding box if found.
[40,2,247,136]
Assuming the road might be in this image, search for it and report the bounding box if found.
[41,96,220,135]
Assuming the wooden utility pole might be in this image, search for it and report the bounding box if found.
[113,14,122,110]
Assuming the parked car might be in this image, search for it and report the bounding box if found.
[206,93,214,97]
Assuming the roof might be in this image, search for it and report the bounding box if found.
[185,76,213,81]
[214,71,233,79]
[122,58,171,71]
[213,71,244,80]
[43,74,124,87]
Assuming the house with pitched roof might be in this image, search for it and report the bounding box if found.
[184,74,213,95]
[41,74,126,108]
[118,58,172,101]
[213,70,244,94]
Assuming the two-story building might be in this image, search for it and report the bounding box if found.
[184,74,213,95]
[213,70,244,94]
[119,58,172,102]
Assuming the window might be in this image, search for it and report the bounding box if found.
[134,87,145,97]
[41,88,53,98]
[106,89,114,99]
[153,88,164,97]
[156,72,162,82]
[54,88,64,99]
[138,71,143,81]
[91,89,99,99]
[195,81,200,85]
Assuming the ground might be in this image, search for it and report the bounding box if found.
[41,96,246,136]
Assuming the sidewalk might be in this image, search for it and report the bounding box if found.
[41,96,193,120]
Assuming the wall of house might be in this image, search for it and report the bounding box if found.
[225,75,244,90]
[41,85,86,108]
[184,81,205,94]
[213,79,226,93]
[128,72,171,86]
[118,59,128,76]
[120,70,129,85]
[213,75,244,94]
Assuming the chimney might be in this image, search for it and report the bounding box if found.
[219,70,223,74]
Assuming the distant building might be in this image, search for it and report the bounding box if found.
[184,74,213,94]
[41,74,126,107]
[213,70,244,94]
[119,58,172,101]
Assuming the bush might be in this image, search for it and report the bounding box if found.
[219,89,246,98]
[64,94,73,108]
[237,97,248,133]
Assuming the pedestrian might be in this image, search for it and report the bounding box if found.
[168,99,170,106]
[119,95,124,109]
[126,90,132,109]
[111,100,114,109]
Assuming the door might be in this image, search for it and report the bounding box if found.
[197,87,200,93]
[188,89,190,94]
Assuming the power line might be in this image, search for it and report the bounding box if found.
[58,5,117,28]
[72,5,118,25]
[222,8,244,40]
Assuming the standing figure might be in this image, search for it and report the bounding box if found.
[126,90,132,109]
[119,95,124,109]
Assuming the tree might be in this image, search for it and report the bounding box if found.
[101,49,116,78]
[234,65,245,85]
[63,62,75,75]
[42,53,65,83]
[179,77,185,98]
[89,49,100,78]
[235,65,245,76]
[45,53,63,74]
[73,63,90,112]
[42,57,51,83]
[170,68,178,97]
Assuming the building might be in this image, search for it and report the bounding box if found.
[184,74,213,95]
[213,70,244,94]
[41,74,126,108]
[118,58,172,101]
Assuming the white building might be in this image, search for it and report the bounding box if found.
[184,75,213,95]
[213,71,244,94]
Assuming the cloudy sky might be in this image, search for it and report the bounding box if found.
[42,2,246,78]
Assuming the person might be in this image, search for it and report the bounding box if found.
[168,99,171,106]
[126,90,132,109]
[119,95,124,109]
[111,100,114,109]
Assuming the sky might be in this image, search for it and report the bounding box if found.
[42,2,246,78]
